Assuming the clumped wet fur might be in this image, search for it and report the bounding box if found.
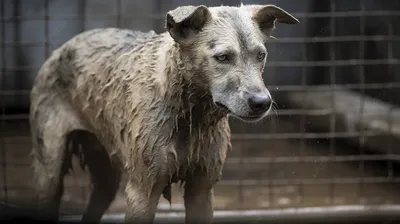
[29,4,299,224]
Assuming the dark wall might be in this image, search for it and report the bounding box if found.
[309,0,400,106]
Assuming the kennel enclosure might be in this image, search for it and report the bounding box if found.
[1,0,400,223]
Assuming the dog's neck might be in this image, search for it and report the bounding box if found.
[163,42,227,127]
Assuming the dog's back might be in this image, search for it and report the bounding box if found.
[31,27,167,144]
[32,28,158,103]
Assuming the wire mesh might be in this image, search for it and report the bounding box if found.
[1,0,400,222]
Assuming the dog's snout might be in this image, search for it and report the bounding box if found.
[247,94,271,114]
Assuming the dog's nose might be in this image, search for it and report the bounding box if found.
[248,94,271,114]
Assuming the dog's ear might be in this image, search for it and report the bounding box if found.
[246,5,299,37]
[166,5,211,43]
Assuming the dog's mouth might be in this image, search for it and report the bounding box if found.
[215,102,231,113]
[215,102,265,122]
[236,114,264,122]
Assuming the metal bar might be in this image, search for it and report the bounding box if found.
[4,177,400,190]
[218,177,400,186]
[1,0,8,209]
[1,10,400,22]
[4,35,400,46]
[2,82,400,97]
[1,131,393,142]
[267,35,280,208]
[267,157,274,208]
[6,176,400,189]
[4,59,399,71]
[116,0,122,27]
[238,131,244,209]
[225,154,400,164]
[44,0,49,58]
[59,205,400,223]
[6,154,400,167]
[79,0,86,32]
[327,0,336,205]
[296,17,309,207]
[357,1,366,205]
[227,131,391,140]
[78,0,87,201]
[386,8,396,205]
[0,98,397,118]
[2,107,379,121]
[12,0,21,106]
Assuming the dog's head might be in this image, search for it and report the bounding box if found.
[166,4,299,122]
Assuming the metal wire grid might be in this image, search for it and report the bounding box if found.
[1,0,400,221]
[1,0,7,213]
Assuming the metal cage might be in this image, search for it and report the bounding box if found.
[1,0,400,223]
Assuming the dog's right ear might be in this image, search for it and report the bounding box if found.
[166,5,211,43]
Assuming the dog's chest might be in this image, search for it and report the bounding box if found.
[169,119,230,179]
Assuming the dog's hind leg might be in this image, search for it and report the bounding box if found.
[30,98,85,221]
[79,131,121,223]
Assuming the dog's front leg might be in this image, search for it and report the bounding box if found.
[124,180,164,224]
[184,168,215,224]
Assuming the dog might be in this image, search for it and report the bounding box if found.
[29,3,299,223]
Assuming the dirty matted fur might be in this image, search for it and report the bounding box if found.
[29,4,299,224]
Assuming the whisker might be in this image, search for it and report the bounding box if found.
[270,101,279,129]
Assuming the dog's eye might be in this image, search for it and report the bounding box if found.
[258,52,266,61]
[215,54,228,62]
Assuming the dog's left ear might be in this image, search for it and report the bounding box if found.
[247,5,299,37]
[166,5,212,43]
